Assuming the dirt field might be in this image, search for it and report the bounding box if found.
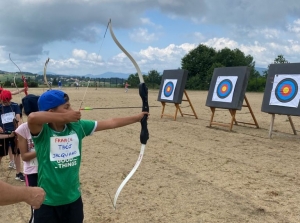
[0,87,300,223]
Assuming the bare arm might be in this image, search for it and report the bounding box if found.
[0,180,45,209]
[11,88,26,95]
[95,112,148,131]
[17,134,36,161]
[15,114,22,125]
[27,110,81,135]
[0,132,15,139]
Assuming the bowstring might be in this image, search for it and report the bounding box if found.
[78,21,109,137]
[78,79,91,137]
[96,21,110,62]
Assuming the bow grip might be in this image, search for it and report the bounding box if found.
[139,83,149,145]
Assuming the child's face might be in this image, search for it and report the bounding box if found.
[52,101,73,113]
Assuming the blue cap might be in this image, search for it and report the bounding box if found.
[38,90,67,111]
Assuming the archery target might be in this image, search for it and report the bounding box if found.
[160,79,177,101]
[269,74,300,108]
[212,76,238,103]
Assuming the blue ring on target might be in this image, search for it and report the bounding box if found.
[163,81,174,97]
[217,79,233,99]
[275,78,298,102]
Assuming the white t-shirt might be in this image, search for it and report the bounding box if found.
[15,123,38,175]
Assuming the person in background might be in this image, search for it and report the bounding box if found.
[124,82,130,93]
[58,81,62,89]
[0,87,28,170]
[15,94,40,223]
[0,90,24,181]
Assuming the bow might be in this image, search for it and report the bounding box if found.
[9,54,28,96]
[108,19,149,209]
[44,58,51,90]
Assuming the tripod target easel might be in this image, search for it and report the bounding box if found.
[161,90,198,121]
[209,95,259,131]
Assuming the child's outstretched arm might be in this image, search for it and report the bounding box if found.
[27,110,81,135]
[95,112,148,131]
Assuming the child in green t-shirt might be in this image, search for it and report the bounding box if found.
[28,89,148,223]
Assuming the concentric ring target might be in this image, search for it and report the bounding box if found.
[163,81,174,97]
[275,78,298,102]
[217,79,233,99]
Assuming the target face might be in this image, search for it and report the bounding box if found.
[160,79,178,101]
[270,75,300,108]
[212,76,238,103]
[275,78,297,102]
[217,79,233,98]
[164,81,174,97]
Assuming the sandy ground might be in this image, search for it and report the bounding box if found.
[0,87,300,223]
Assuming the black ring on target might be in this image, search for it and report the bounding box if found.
[275,78,298,102]
[163,81,174,97]
[217,79,233,99]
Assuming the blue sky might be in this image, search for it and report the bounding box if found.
[0,0,300,76]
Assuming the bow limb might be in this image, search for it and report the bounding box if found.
[108,20,144,83]
[44,58,51,90]
[9,54,27,97]
[109,19,149,209]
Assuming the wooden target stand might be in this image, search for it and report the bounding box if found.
[161,90,198,121]
[209,95,259,131]
[268,114,297,138]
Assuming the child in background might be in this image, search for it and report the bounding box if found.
[124,82,130,92]
[0,90,24,181]
[58,81,62,89]
[15,94,40,223]
[0,86,27,169]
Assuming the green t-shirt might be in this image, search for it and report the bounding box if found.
[32,120,96,206]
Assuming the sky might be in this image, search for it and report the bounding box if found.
[0,0,300,76]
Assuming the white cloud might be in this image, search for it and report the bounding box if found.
[203,38,239,50]
[129,28,158,43]
[287,19,300,37]
[72,49,87,59]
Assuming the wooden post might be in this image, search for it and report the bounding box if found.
[269,114,275,138]
[244,95,259,128]
[287,115,297,135]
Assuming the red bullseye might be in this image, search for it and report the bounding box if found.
[221,85,228,93]
[280,84,291,96]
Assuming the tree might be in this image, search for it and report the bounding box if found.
[181,44,216,90]
[52,78,58,86]
[181,45,257,90]
[263,54,289,78]
[274,54,289,64]
[145,70,161,89]
[127,73,140,87]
